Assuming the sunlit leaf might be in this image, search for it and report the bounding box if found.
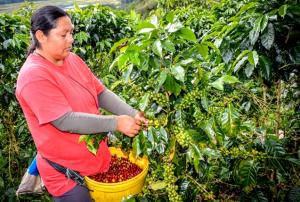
[162,40,175,52]
[279,5,288,18]
[177,28,197,42]
[156,70,167,92]
[197,44,208,60]
[132,135,141,157]
[249,27,260,45]
[171,65,185,82]
[248,51,259,67]
[166,22,183,33]
[164,75,181,96]
[234,56,248,73]
[152,40,163,58]
[166,11,175,23]
[139,93,150,111]
[138,28,155,34]
[260,15,269,32]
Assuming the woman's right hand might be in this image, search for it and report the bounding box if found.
[116,115,141,137]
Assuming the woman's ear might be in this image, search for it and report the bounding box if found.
[35,30,46,45]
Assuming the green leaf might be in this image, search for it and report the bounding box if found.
[162,40,175,52]
[259,55,272,80]
[118,53,129,70]
[245,63,254,78]
[155,70,167,92]
[287,158,300,166]
[164,75,181,96]
[156,143,166,154]
[288,187,300,202]
[222,75,240,84]
[166,22,183,33]
[108,55,120,71]
[109,38,128,54]
[202,41,221,55]
[74,31,89,44]
[152,40,163,58]
[201,119,217,145]
[279,5,288,18]
[139,93,150,111]
[221,103,239,137]
[190,143,202,173]
[123,64,133,83]
[249,29,259,45]
[261,23,275,50]
[236,160,258,186]
[234,56,248,73]
[147,128,155,146]
[197,44,209,60]
[201,92,209,112]
[177,28,197,42]
[171,65,185,82]
[210,77,224,91]
[138,28,155,34]
[248,51,259,67]
[254,16,263,31]
[166,11,175,23]
[150,15,159,28]
[260,15,269,32]
[179,58,194,65]
[159,127,168,142]
[137,21,156,29]
[132,135,142,157]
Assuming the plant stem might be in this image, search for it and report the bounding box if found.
[185,173,209,193]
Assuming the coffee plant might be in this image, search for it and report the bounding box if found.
[0,0,299,201]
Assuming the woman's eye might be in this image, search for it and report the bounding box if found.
[61,35,66,37]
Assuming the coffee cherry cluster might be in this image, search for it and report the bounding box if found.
[176,89,201,109]
[173,126,191,148]
[163,163,182,202]
[89,155,142,183]
[148,115,168,128]
[131,84,143,98]
[192,107,206,127]
[148,119,161,128]
[220,147,267,160]
[150,92,169,107]
[147,78,156,87]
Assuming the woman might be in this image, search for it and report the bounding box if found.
[15,5,148,202]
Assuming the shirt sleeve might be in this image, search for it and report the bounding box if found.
[20,80,72,125]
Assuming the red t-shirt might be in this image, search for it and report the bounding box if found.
[15,53,111,196]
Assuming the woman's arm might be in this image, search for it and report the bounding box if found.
[51,112,141,137]
[98,88,138,117]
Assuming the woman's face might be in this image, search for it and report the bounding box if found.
[40,16,74,61]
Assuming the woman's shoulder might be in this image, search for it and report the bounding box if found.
[19,55,51,77]
[17,55,54,88]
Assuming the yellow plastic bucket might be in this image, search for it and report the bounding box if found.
[85,147,149,202]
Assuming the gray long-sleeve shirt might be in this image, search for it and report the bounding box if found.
[51,88,138,134]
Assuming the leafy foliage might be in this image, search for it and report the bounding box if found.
[0,0,299,201]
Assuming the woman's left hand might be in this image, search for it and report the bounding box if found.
[134,111,148,130]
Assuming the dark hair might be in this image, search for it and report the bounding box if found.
[28,5,69,56]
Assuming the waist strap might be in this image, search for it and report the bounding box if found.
[43,158,86,187]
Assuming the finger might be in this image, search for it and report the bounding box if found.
[142,118,149,125]
[135,119,142,125]
[133,124,141,131]
[126,133,135,137]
